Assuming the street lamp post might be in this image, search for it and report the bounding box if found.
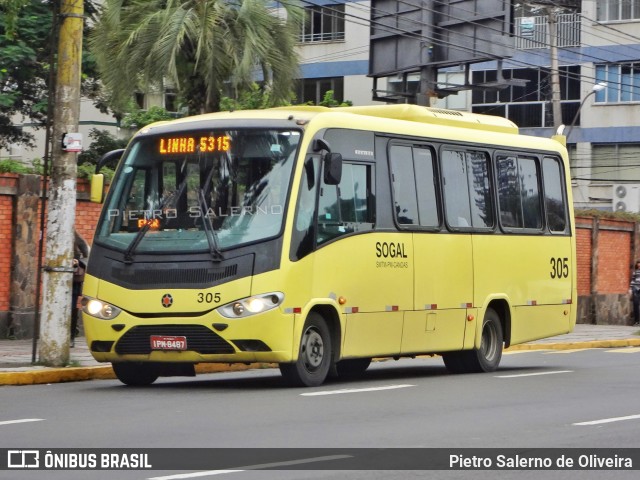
[566,82,607,141]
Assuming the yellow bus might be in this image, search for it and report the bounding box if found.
[83,104,576,386]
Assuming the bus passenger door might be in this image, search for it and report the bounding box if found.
[405,234,472,354]
[304,159,411,358]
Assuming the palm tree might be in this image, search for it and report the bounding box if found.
[90,0,304,115]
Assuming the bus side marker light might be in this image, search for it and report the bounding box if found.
[338,296,347,305]
[467,315,474,322]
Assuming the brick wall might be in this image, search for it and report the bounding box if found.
[0,176,15,313]
[1,175,638,334]
[575,216,637,325]
[0,174,99,337]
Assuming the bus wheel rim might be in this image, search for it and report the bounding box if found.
[481,322,498,362]
[301,327,324,371]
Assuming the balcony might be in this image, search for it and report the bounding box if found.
[515,13,581,50]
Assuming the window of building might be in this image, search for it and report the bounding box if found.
[164,88,178,112]
[134,92,145,109]
[597,0,640,21]
[471,66,580,127]
[595,63,640,103]
[297,77,344,105]
[300,4,345,43]
[441,149,493,230]
[591,144,640,183]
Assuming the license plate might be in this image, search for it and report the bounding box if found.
[150,335,187,351]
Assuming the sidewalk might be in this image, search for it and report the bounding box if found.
[1,324,640,386]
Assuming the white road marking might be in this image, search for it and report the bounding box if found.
[495,370,573,378]
[503,350,551,355]
[543,349,593,354]
[573,414,640,426]
[147,455,353,479]
[606,347,640,353]
[300,384,415,396]
[0,418,44,426]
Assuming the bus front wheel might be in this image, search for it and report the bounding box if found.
[443,308,503,374]
[280,312,332,387]
[112,362,159,386]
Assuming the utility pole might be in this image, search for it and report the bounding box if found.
[38,0,84,366]
[417,0,437,106]
[547,7,563,130]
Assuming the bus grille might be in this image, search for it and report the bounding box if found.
[111,265,238,288]
[115,325,236,355]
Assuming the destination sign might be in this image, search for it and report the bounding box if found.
[159,135,230,154]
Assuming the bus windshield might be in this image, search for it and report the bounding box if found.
[95,128,301,256]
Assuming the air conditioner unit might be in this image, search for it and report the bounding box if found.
[613,184,640,213]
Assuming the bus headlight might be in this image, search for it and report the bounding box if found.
[217,292,284,319]
[81,297,122,320]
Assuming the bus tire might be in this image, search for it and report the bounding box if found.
[442,308,503,374]
[470,307,503,372]
[279,312,332,387]
[335,358,371,378]
[112,362,159,386]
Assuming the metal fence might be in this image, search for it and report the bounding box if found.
[515,13,581,49]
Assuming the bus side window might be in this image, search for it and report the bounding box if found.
[442,150,471,229]
[317,163,373,245]
[497,155,542,231]
[389,145,419,226]
[442,149,493,230]
[542,157,568,232]
[389,144,438,228]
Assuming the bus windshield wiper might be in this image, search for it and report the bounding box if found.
[199,164,224,262]
[198,188,224,262]
[124,169,190,263]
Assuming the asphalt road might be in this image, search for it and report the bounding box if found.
[1,346,640,479]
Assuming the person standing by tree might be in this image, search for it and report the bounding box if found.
[629,260,640,327]
[72,230,90,347]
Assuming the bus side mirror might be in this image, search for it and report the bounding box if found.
[90,173,105,204]
[323,152,342,185]
[96,149,124,174]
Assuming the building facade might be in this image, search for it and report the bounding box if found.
[5,1,640,215]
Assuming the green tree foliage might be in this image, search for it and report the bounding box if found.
[76,129,126,182]
[0,0,103,149]
[318,90,353,107]
[78,128,128,165]
[0,0,51,149]
[120,106,175,129]
[90,0,304,115]
[219,82,295,111]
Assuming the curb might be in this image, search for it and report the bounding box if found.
[0,362,275,386]
[2,340,640,386]
[505,339,640,351]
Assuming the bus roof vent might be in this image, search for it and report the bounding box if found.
[330,104,519,135]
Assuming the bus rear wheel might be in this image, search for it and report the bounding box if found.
[112,362,159,386]
[280,312,332,387]
[443,308,503,374]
